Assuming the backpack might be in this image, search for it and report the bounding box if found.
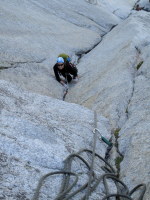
[58,53,71,63]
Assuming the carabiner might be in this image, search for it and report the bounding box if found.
[93,128,102,136]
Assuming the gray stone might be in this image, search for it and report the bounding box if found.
[119,45,150,200]
[0,80,111,199]
[0,0,120,100]
[0,0,119,99]
[97,0,137,19]
[0,0,100,95]
[66,12,150,129]
[0,0,150,199]
[66,12,150,199]
[137,0,150,11]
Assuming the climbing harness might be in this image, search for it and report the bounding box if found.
[32,111,146,200]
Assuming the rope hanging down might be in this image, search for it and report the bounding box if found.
[32,111,146,200]
[63,73,69,101]
[85,111,98,200]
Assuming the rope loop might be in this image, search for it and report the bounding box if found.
[32,111,146,200]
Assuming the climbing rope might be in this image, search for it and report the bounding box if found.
[85,111,97,200]
[63,86,68,101]
[62,73,69,101]
[32,111,146,200]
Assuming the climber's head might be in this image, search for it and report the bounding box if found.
[57,57,64,70]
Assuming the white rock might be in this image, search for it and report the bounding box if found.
[0,0,150,199]
[0,80,111,199]
[66,12,150,129]
[97,0,137,19]
[119,45,150,200]
[0,0,120,100]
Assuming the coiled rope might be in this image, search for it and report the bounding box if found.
[32,111,146,200]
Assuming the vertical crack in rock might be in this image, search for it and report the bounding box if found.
[125,78,135,120]
[113,45,144,178]
[113,129,124,175]
[125,46,143,120]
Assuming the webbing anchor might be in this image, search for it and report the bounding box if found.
[93,128,113,147]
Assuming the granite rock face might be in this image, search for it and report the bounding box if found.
[0,0,150,199]
[97,0,137,19]
[119,44,150,200]
[0,80,111,199]
[67,12,150,128]
[137,0,150,11]
[66,11,150,199]
[0,0,120,99]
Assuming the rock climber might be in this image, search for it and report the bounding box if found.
[135,4,144,11]
[53,55,78,86]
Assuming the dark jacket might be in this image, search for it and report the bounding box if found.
[53,62,78,82]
